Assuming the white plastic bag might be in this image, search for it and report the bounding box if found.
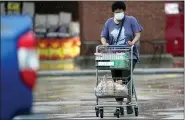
[114,81,128,97]
[104,79,114,96]
[95,78,106,96]
[95,75,114,96]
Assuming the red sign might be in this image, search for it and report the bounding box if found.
[165,2,184,56]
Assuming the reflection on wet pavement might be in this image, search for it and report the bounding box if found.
[14,74,184,119]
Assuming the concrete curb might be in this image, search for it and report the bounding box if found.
[38,68,184,76]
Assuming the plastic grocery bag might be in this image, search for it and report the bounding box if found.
[104,79,114,96]
[95,75,114,96]
[95,78,106,96]
[114,81,128,97]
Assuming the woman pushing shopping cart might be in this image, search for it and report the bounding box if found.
[94,1,143,118]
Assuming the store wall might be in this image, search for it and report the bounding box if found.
[34,1,79,21]
[79,1,166,54]
[33,2,81,61]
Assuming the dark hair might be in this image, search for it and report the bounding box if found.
[112,1,126,12]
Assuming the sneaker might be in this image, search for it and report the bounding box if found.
[126,96,133,114]
[126,103,133,114]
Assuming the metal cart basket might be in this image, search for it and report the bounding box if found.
[94,45,139,118]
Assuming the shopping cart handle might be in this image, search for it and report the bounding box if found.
[107,45,134,48]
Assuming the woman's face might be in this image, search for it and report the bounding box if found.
[114,9,125,21]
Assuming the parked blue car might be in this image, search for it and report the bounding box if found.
[1,15,39,120]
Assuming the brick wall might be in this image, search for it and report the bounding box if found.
[79,1,166,55]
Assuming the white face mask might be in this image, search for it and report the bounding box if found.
[114,12,124,20]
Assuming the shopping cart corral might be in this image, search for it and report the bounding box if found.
[94,45,138,118]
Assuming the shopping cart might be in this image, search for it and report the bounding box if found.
[94,45,138,118]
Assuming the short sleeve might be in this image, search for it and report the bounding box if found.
[101,19,109,40]
[130,16,143,33]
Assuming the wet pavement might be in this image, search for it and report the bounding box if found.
[14,74,184,120]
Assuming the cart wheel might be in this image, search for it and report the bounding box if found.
[95,107,99,117]
[100,107,104,118]
[116,108,120,118]
[120,107,124,115]
[134,106,139,116]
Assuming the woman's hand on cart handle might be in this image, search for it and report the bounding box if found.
[102,43,109,46]
[94,53,102,56]
[127,41,135,46]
